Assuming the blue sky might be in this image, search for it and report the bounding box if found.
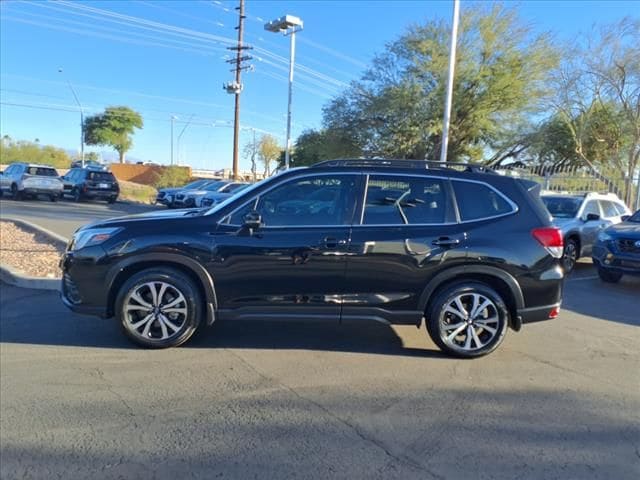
[1,0,637,171]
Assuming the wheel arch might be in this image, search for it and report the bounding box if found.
[564,232,581,259]
[419,266,524,331]
[105,253,217,325]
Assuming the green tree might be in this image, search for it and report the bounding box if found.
[322,4,558,161]
[257,134,281,176]
[0,137,71,168]
[83,106,143,164]
[288,129,360,167]
[153,166,192,189]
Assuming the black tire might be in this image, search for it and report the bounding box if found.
[115,268,202,349]
[426,282,509,358]
[108,196,117,204]
[562,238,579,273]
[72,188,82,202]
[10,184,22,200]
[597,266,623,283]
[50,194,58,202]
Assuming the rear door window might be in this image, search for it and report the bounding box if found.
[452,180,515,222]
[599,200,619,218]
[582,200,601,218]
[362,175,450,225]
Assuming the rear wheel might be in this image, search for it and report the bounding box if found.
[597,266,623,283]
[116,268,202,349]
[562,238,578,273]
[108,196,117,204]
[426,282,509,358]
[49,194,58,202]
[72,188,82,202]
[10,184,22,200]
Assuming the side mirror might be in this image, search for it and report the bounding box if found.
[585,213,600,222]
[242,211,262,230]
[621,215,630,222]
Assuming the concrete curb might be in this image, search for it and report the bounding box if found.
[0,216,65,291]
[0,264,60,291]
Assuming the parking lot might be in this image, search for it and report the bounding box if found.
[1,198,639,479]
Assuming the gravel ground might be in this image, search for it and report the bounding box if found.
[0,220,63,278]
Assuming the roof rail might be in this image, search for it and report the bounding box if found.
[311,158,498,174]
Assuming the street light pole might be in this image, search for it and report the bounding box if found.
[170,115,177,165]
[439,0,460,163]
[177,114,195,166]
[58,68,85,167]
[265,15,303,170]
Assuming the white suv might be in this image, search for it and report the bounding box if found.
[0,162,64,201]
[541,192,632,272]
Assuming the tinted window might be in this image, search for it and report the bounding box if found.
[230,175,357,227]
[225,183,249,193]
[582,200,600,218]
[26,167,57,176]
[542,196,581,218]
[363,176,448,225]
[613,203,627,215]
[453,181,513,221]
[599,200,619,218]
[87,171,115,182]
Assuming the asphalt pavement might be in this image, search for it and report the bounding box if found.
[0,197,161,239]
[1,263,639,480]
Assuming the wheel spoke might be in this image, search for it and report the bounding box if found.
[159,314,181,333]
[130,291,152,309]
[468,294,480,319]
[476,324,497,335]
[125,305,151,313]
[475,316,499,325]
[470,326,483,348]
[162,307,187,315]
[157,283,169,305]
[445,304,466,320]
[130,313,153,330]
[454,297,468,317]
[145,282,159,306]
[158,316,169,339]
[446,323,467,341]
[443,321,466,331]
[142,316,155,337]
[163,292,186,310]
[463,327,473,349]
[471,298,492,319]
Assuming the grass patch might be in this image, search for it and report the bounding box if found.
[118,180,157,204]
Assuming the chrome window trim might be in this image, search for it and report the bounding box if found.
[220,171,362,228]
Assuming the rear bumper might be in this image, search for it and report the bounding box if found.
[84,189,118,198]
[517,303,561,324]
[23,188,62,196]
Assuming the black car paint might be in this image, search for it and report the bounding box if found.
[63,168,119,201]
[61,166,563,330]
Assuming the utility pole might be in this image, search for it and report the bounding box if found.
[58,68,85,168]
[439,0,460,163]
[224,0,253,180]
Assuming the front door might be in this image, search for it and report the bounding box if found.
[210,173,362,321]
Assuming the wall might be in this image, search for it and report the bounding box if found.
[110,164,191,186]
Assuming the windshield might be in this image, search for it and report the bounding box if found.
[225,183,249,193]
[184,179,210,190]
[542,196,582,218]
[203,181,229,192]
[27,167,58,177]
[628,210,640,223]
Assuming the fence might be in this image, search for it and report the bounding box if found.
[498,165,640,211]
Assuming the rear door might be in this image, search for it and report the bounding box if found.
[344,173,467,324]
[580,200,604,255]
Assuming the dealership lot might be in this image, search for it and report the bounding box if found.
[1,260,638,479]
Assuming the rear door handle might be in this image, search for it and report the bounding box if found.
[432,237,461,247]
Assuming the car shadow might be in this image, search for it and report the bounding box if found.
[0,284,443,358]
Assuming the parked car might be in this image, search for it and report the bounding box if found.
[61,159,564,358]
[173,181,247,208]
[155,179,213,208]
[592,209,640,283]
[200,182,249,208]
[0,162,63,201]
[541,192,631,272]
[62,167,119,203]
[70,160,108,170]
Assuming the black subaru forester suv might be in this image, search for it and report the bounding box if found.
[61,160,564,357]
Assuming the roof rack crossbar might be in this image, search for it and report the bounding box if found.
[311,158,498,174]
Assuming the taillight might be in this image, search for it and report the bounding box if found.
[531,227,564,259]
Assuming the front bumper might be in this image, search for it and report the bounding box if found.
[173,197,197,208]
[592,243,640,275]
[59,249,110,318]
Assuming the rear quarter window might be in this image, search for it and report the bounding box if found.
[27,167,58,176]
[452,180,515,222]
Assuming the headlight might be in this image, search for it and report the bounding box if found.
[597,231,613,242]
[73,227,122,250]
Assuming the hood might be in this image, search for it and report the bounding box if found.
[158,187,184,195]
[605,221,640,238]
[183,189,211,197]
[203,192,231,200]
[79,208,203,231]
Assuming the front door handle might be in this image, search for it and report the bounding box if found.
[432,237,461,247]
[320,237,346,249]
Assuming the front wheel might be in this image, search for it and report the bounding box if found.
[11,184,22,200]
[426,282,509,358]
[50,194,58,202]
[597,266,623,283]
[72,188,82,202]
[115,268,202,348]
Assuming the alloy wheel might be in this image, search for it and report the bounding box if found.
[122,281,188,342]
[440,293,500,353]
[563,241,577,272]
